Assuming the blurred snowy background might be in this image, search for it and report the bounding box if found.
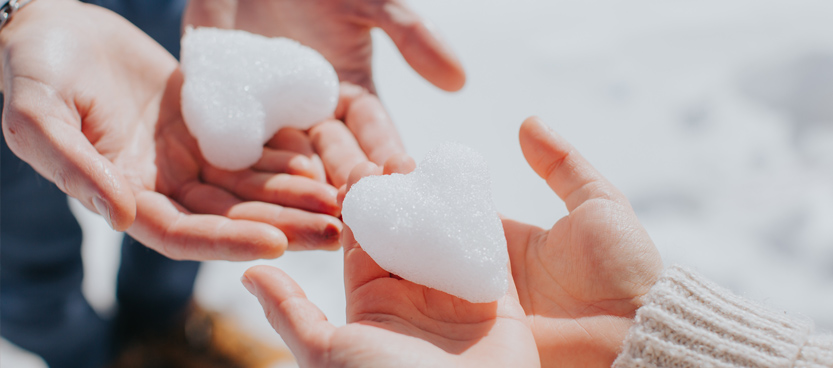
[4,0,833,365]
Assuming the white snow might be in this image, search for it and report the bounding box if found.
[342,142,508,303]
[180,27,338,171]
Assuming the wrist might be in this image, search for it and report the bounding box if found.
[0,0,59,45]
[613,265,813,367]
[0,0,75,90]
[0,0,39,31]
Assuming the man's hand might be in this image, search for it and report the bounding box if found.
[504,117,664,367]
[184,0,465,93]
[1,0,343,260]
[242,157,540,368]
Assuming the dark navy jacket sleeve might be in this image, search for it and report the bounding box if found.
[82,0,187,58]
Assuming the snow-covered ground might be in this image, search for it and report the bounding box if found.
[4,0,833,365]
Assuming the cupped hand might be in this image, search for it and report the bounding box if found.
[504,117,663,367]
[184,0,460,171]
[242,157,540,368]
[0,0,342,260]
[184,0,465,93]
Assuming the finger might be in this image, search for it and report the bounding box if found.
[500,217,545,305]
[340,162,389,292]
[177,182,342,251]
[2,82,136,230]
[337,161,380,207]
[266,127,315,155]
[382,153,416,175]
[182,0,236,28]
[201,166,340,216]
[127,190,287,261]
[337,162,380,208]
[265,128,326,182]
[309,120,367,187]
[518,116,626,212]
[252,147,319,180]
[242,265,335,368]
[373,0,466,91]
[338,83,406,165]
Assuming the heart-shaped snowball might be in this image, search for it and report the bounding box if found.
[180,27,339,171]
[342,142,508,303]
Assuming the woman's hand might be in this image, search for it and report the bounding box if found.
[242,157,540,368]
[504,117,664,367]
[1,0,343,260]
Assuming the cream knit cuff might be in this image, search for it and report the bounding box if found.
[612,265,830,368]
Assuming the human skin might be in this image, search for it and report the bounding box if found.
[242,156,540,368]
[184,0,465,94]
[0,0,348,259]
[504,117,664,367]
[184,0,467,174]
[308,116,663,367]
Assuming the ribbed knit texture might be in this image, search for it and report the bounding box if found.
[613,265,833,368]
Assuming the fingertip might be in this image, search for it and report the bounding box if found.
[405,22,467,92]
[345,162,381,191]
[244,264,283,285]
[378,3,466,92]
[340,224,358,253]
[286,219,343,252]
[518,116,567,173]
[420,19,466,92]
[287,155,315,178]
[243,265,302,302]
[519,116,549,141]
[383,153,416,175]
[335,82,369,119]
[337,184,348,208]
[244,225,289,260]
[320,221,343,251]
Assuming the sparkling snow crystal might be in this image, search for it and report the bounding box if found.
[342,142,509,303]
[180,27,339,170]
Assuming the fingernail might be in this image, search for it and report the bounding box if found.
[93,196,114,230]
[323,221,342,240]
[241,275,257,296]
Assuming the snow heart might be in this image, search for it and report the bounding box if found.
[342,143,509,303]
[180,27,338,171]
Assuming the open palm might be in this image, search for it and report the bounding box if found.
[243,159,539,368]
[1,0,342,259]
[503,117,663,367]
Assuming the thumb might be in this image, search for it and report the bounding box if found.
[2,84,136,230]
[374,0,466,92]
[242,265,335,367]
[518,116,626,212]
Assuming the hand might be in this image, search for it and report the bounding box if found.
[242,157,540,368]
[183,0,466,168]
[184,0,465,93]
[504,117,664,367]
[1,0,342,260]
[305,83,406,187]
[253,83,406,189]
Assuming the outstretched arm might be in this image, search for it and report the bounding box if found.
[1,0,342,260]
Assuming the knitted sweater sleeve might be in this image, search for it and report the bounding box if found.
[613,265,833,368]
